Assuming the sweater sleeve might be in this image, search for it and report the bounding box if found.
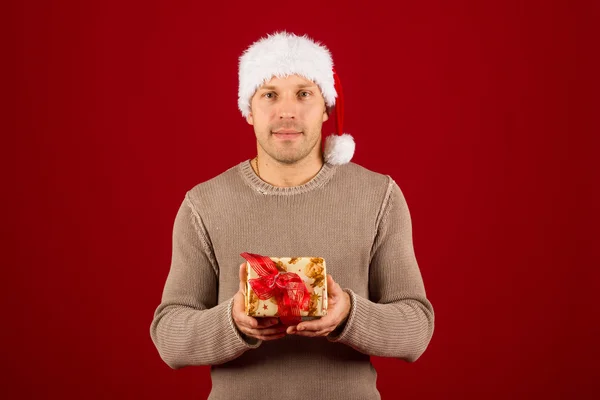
[327,178,435,362]
[150,192,261,369]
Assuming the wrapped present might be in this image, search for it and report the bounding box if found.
[240,252,328,325]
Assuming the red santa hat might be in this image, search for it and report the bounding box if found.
[238,31,355,165]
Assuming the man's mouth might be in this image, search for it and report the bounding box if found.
[273,129,302,134]
[272,130,302,139]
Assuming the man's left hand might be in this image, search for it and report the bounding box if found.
[286,274,351,337]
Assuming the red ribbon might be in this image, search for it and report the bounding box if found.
[240,252,310,325]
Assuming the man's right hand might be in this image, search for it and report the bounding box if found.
[232,262,288,341]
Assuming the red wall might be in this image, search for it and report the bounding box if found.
[8,0,598,398]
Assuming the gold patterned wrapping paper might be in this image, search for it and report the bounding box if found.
[245,257,328,320]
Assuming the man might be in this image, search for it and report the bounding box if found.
[150,31,434,399]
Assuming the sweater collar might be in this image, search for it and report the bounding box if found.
[238,159,338,195]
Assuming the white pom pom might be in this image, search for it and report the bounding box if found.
[323,133,355,165]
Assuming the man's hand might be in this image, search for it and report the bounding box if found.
[232,262,288,341]
[286,274,351,337]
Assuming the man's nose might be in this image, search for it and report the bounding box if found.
[277,96,297,119]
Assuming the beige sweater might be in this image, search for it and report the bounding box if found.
[150,159,435,400]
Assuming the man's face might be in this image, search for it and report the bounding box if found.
[246,74,329,165]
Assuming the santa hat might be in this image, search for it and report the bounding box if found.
[238,31,355,165]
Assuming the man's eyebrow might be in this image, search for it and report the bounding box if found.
[258,83,317,91]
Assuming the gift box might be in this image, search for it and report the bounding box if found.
[241,253,328,323]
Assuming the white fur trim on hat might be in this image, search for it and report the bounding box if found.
[324,133,355,165]
[238,31,337,119]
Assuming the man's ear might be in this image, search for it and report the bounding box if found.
[322,106,330,122]
[246,112,254,125]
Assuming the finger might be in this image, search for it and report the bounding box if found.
[287,323,331,336]
[327,273,334,287]
[232,296,259,329]
[286,325,297,334]
[327,274,340,297]
[296,316,334,333]
[239,263,248,292]
[236,315,259,330]
[292,330,323,337]
[316,329,332,337]
[244,325,288,338]
[239,326,286,341]
[239,262,247,281]
[254,318,280,328]
[232,291,246,314]
[295,328,332,337]
[253,333,286,341]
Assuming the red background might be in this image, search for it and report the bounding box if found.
[7,0,599,398]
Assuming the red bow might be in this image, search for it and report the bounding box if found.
[240,252,310,325]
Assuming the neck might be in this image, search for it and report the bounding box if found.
[253,151,325,188]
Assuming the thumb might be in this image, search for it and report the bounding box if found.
[239,262,247,282]
[327,274,339,296]
[239,263,248,293]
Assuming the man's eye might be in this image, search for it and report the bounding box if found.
[299,91,310,98]
[264,92,275,99]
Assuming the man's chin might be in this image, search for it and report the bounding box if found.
[269,152,308,165]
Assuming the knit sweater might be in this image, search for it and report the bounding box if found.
[149,159,435,400]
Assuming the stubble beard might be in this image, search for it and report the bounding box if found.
[259,129,321,165]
